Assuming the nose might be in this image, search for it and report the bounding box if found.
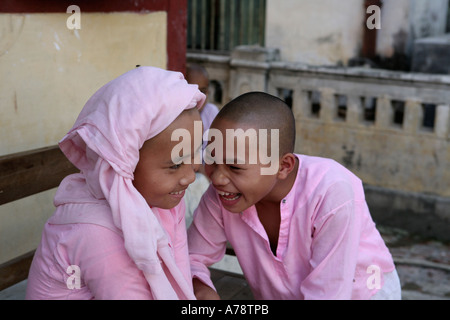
[208,165,230,186]
[179,164,197,187]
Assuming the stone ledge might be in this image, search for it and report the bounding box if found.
[365,184,450,242]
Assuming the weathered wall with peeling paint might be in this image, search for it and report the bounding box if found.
[377,0,449,58]
[265,0,365,65]
[264,0,449,66]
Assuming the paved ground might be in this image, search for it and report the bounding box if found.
[378,226,450,300]
[1,225,449,300]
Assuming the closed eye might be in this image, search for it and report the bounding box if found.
[170,163,182,170]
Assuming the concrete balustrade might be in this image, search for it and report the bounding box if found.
[188,45,450,240]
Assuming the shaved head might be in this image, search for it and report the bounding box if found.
[212,92,296,157]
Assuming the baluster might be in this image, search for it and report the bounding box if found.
[375,95,392,129]
[435,105,450,139]
[403,99,422,134]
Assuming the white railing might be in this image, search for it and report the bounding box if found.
[188,46,450,201]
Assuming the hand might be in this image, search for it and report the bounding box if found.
[193,278,220,300]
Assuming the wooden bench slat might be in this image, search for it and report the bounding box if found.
[0,250,35,291]
[0,146,78,205]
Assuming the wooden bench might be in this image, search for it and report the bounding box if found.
[0,145,78,291]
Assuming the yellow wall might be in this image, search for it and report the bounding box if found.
[1,12,167,155]
[0,12,167,264]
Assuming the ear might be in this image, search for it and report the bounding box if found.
[277,153,296,180]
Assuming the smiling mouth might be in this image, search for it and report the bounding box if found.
[170,190,186,196]
[217,190,241,201]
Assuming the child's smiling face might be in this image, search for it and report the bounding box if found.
[133,108,202,209]
[204,118,280,213]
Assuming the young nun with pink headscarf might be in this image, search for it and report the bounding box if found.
[26,67,205,300]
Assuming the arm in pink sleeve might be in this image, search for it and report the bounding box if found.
[187,186,228,290]
[300,182,361,300]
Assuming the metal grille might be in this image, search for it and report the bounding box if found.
[187,0,266,52]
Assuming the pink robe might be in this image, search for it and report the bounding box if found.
[188,154,396,300]
[26,175,191,299]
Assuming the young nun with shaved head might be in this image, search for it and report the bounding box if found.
[188,92,401,300]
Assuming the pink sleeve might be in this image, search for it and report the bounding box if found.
[75,224,153,300]
[187,186,228,290]
[300,182,360,300]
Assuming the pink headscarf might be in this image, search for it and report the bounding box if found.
[56,66,205,299]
